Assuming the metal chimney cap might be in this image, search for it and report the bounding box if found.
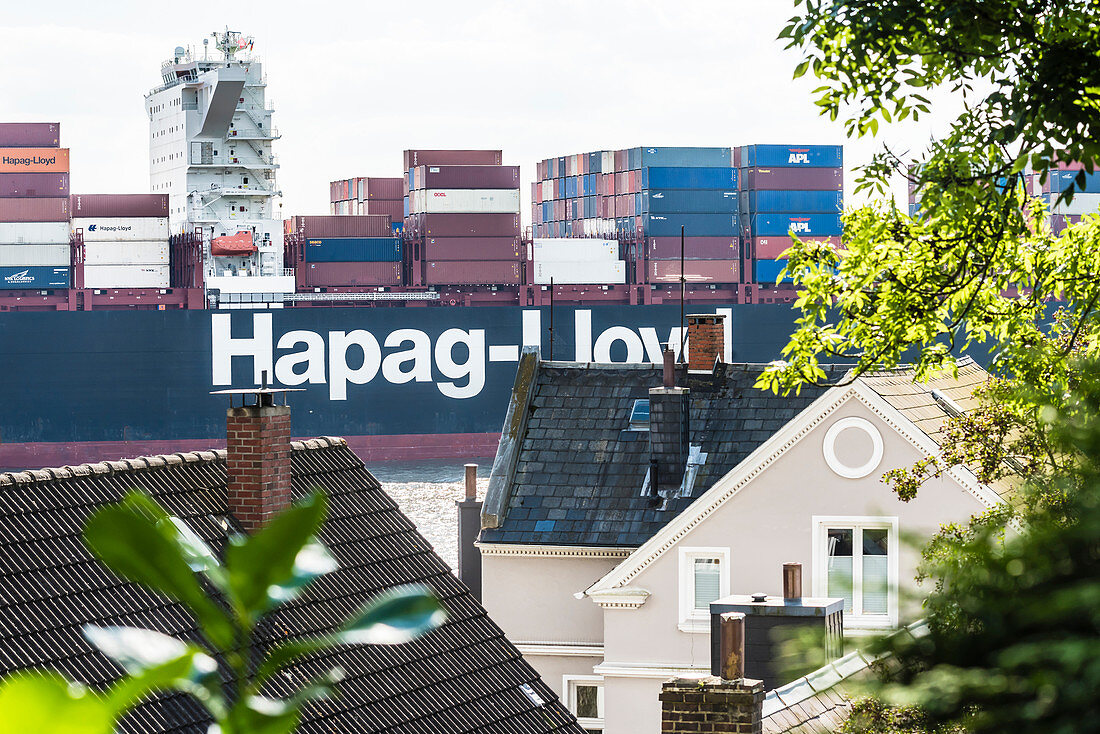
[750,592,768,603]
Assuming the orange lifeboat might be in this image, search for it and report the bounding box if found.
[210,231,257,256]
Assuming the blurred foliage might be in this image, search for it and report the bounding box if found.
[840,697,966,734]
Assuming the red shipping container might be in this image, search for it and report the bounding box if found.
[403,150,502,168]
[362,200,403,220]
[0,173,69,198]
[304,261,400,287]
[648,237,740,260]
[607,196,616,218]
[615,150,627,172]
[0,123,60,148]
[628,170,638,193]
[288,215,392,237]
[741,167,843,191]
[424,260,521,285]
[416,213,521,237]
[648,259,740,284]
[412,165,520,190]
[752,235,841,259]
[423,236,521,261]
[70,194,168,218]
[0,197,69,221]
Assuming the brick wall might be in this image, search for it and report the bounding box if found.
[660,676,764,734]
[226,404,292,533]
[687,314,725,372]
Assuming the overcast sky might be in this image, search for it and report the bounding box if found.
[0,1,959,218]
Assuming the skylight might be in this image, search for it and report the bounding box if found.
[629,399,651,430]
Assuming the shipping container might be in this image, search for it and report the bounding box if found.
[640,167,737,190]
[754,259,793,283]
[642,189,739,214]
[411,165,520,190]
[73,217,169,242]
[83,264,171,289]
[745,190,843,212]
[423,260,521,285]
[747,212,843,237]
[647,260,740,283]
[647,236,739,260]
[286,215,392,238]
[0,173,69,198]
[403,150,502,168]
[0,221,70,245]
[0,244,69,267]
[82,241,170,266]
[303,237,402,263]
[70,194,169,218]
[740,166,843,191]
[751,235,842,260]
[361,177,403,200]
[532,260,626,285]
[0,197,69,222]
[0,123,60,148]
[625,147,732,169]
[0,265,68,289]
[532,238,619,262]
[302,261,401,287]
[1045,192,1100,216]
[0,148,70,173]
[739,145,843,168]
[410,189,520,214]
[644,213,738,237]
[422,237,521,261]
[416,213,521,237]
[361,200,404,220]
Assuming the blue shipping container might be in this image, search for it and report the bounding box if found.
[403,197,409,218]
[740,144,843,168]
[748,213,843,237]
[642,167,738,190]
[643,189,739,214]
[1049,170,1100,194]
[746,190,843,212]
[0,266,69,289]
[644,213,738,237]
[588,152,602,173]
[754,259,792,284]
[304,238,402,263]
[631,147,733,169]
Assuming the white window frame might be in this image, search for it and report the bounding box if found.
[811,516,899,630]
[677,546,730,633]
[563,674,604,732]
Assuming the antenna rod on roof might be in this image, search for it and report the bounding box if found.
[549,277,554,362]
[680,225,686,363]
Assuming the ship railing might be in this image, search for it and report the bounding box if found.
[284,291,442,302]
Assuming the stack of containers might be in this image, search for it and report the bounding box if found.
[737,144,843,287]
[0,123,71,289]
[285,215,400,287]
[71,194,170,288]
[1043,165,1099,235]
[531,238,625,284]
[403,150,522,286]
[330,177,404,226]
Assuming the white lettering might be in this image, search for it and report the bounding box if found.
[382,329,432,384]
[328,330,382,400]
[211,313,272,386]
[716,308,733,362]
[593,326,644,363]
[574,310,592,362]
[639,327,686,362]
[275,330,326,386]
[435,328,485,399]
[522,309,541,349]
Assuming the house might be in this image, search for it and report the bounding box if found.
[477,313,999,733]
[0,388,584,734]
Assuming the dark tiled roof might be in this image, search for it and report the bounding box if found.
[0,438,582,734]
[481,361,844,547]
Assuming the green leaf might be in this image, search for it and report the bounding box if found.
[225,492,334,620]
[340,585,447,645]
[0,674,114,734]
[225,696,301,734]
[793,59,810,78]
[254,637,333,687]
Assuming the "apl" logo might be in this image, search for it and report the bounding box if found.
[790,222,811,232]
[788,153,810,164]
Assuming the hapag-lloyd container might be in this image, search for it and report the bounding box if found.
[532,238,619,262]
[739,145,843,168]
[0,123,60,148]
[422,237,521,261]
[741,167,843,191]
[641,167,738,190]
[647,237,739,260]
[303,238,402,263]
[403,150,502,168]
[412,165,520,190]
[83,264,170,289]
[0,148,70,173]
[0,265,68,289]
[748,212,843,237]
[69,194,168,218]
[410,189,520,214]
[642,189,738,214]
[0,244,69,267]
[287,215,393,238]
[82,241,170,266]
[0,198,69,222]
[648,260,740,283]
[0,221,70,244]
[417,213,521,238]
[752,235,842,260]
[745,190,843,212]
[423,260,521,285]
[645,213,737,237]
[533,260,626,285]
[0,173,69,198]
[72,217,169,242]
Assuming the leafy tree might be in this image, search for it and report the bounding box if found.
[0,492,445,734]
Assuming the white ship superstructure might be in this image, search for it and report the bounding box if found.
[145,30,292,306]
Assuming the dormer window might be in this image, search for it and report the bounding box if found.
[628,399,650,430]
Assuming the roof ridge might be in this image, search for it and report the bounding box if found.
[0,436,348,486]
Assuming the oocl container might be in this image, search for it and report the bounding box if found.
[69,194,169,218]
[0,123,60,148]
[0,173,69,198]
[0,265,68,289]
[0,221,70,244]
[72,217,169,242]
[83,264,170,289]
[0,148,70,173]
[0,244,70,267]
[0,198,69,222]
[532,238,619,262]
[410,189,520,214]
[533,260,626,285]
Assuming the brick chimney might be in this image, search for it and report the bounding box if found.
[660,676,764,734]
[687,313,726,372]
[649,347,690,494]
[226,390,292,533]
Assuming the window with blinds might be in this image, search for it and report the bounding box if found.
[693,557,722,610]
[823,523,893,622]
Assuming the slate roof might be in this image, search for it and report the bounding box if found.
[0,438,583,734]
[480,360,846,547]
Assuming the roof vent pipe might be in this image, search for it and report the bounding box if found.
[718,612,746,680]
[783,562,803,600]
[663,347,676,388]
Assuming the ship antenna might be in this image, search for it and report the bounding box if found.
[548,277,554,361]
[679,224,686,363]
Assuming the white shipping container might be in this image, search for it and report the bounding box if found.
[72,217,169,242]
[1049,193,1100,216]
[533,238,619,262]
[0,221,70,245]
[0,244,69,266]
[83,264,170,289]
[82,241,170,266]
[541,180,553,200]
[533,260,626,285]
[602,151,614,173]
[411,189,520,214]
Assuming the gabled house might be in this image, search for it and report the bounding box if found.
[0,390,583,734]
[477,314,999,734]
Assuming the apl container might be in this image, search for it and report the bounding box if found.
[412,165,520,190]
[422,237,521,261]
[0,173,69,198]
[303,261,401,287]
[0,265,68,289]
[641,167,738,190]
[0,123,60,148]
[752,235,842,260]
[747,213,843,237]
[303,238,402,263]
[403,150,502,168]
[82,241,170,266]
[644,213,738,237]
[745,190,843,212]
[739,145,843,168]
[642,189,739,214]
[423,260,521,285]
[647,236,739,260]
[0,221,70,244]
[69,194,169,218]
[532,238,619,262]
[410,189,520,214]
[83,264,170,289]
[287,215,393,238]
[741,167,843,191]
[416,213,521,237]
[648,260,740,283]
[0,148,70,173]
[0,244,70,267]
[532,260,626,284]
[0,198,69,222]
